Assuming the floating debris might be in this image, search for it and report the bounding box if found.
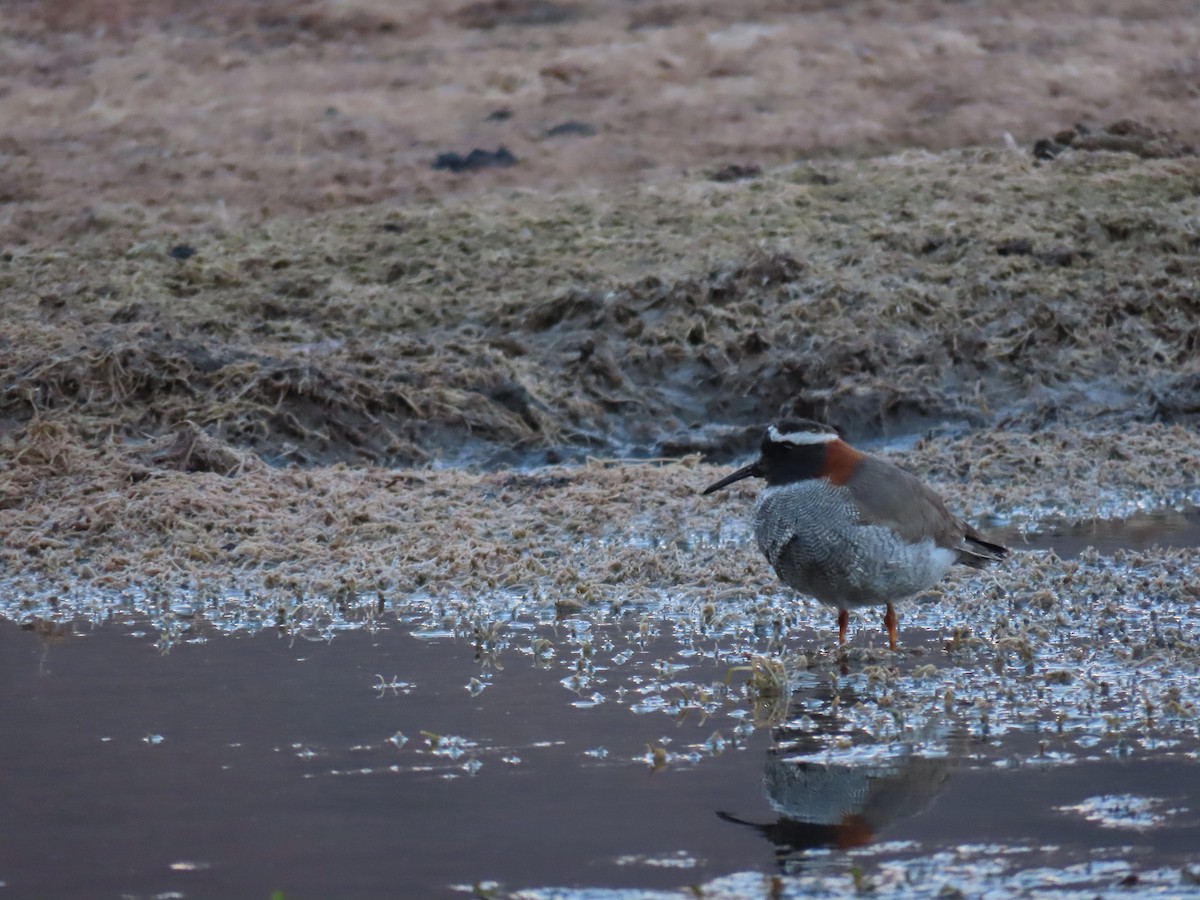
[1057,794,1181,831]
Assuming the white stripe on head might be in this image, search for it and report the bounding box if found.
[767,423,839,446]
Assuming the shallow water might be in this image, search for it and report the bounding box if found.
[0,617,772,898]
[1003,505,1200,558]
[2,511,1199,898]
[2,610,1199,899]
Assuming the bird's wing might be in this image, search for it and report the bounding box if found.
[845,456,978,552]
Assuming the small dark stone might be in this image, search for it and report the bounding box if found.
[710,163,761,182]
[486,108,513,122]
[995,238,1035,256]
[169,244,196,260]
[1033,138,1063,161]
[544,120,597,138]
[431,146,519,173]
[378,222,407,233]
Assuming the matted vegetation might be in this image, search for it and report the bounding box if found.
[4,150,1199,470]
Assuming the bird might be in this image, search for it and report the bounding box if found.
[702,419,1008,649]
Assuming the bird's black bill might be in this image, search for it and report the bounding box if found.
[701,462,762,495]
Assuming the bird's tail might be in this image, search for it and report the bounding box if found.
[957,531,1009,568]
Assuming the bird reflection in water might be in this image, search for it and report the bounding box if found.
[718,679,953,868]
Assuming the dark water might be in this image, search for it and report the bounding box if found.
[0,619,773,899]
[3,508,1199,898]
[2,612,1198,899]
[1002,505,1200,558]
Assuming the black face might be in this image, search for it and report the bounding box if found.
[702,420,835,494]
[758,423,833,486]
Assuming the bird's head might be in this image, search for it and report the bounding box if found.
[702,419,841,494]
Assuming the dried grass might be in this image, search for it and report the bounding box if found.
[2,419,1197,608]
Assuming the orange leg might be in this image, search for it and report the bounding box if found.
[883,603,898,650]
[837,608,849,646]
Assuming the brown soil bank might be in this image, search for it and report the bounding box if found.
[4,150,1199,465]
